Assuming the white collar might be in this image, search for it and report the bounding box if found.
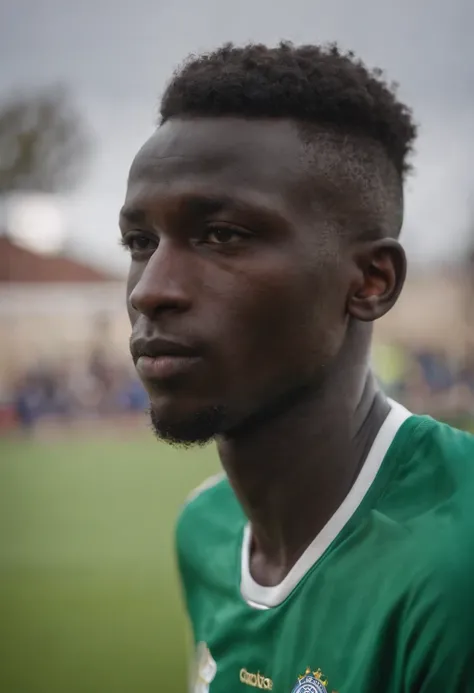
[240,400,412,609]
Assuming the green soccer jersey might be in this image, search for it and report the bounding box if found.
[176,402,474,693]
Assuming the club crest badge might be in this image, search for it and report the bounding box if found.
[192,642,217,693]
[291,668,329,693]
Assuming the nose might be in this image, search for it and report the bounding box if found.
[129,239,193,319]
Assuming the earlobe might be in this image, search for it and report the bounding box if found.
[348,239,406,322]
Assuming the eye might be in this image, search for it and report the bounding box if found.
[203,225,250,245]
[120,232,157,257]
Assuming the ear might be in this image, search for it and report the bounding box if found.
[348,239,406,322]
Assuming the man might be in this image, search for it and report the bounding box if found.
[121,42,474,692]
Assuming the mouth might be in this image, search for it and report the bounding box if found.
[136,354,202,380]
[131,337,202,381]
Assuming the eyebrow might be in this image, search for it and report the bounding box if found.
[182,195,235,216]
[119,194,237,225]
[119,207,147,225]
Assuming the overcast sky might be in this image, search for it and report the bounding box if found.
[1,0,473,272]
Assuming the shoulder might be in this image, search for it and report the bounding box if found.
[184,472,228,505]
[407,413,474,456]
[178,471,240,519]
[420,414,474,450]
[390,415,474,551]
[399,414,474,489]
[175,472,244,556]
[175,472,245,599]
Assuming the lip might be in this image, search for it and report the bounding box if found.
[130,336,203,381]
[136,354,201,380]
[131,336,200,358]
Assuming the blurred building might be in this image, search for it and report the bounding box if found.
[0,234,129,387]
[375,266,472,358]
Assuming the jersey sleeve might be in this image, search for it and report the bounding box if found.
[403,535,474,692]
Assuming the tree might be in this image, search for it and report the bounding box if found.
[0,85,91,195]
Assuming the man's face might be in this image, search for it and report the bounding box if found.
[122,118,352,444]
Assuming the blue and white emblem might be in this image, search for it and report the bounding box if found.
[291,668,329,693]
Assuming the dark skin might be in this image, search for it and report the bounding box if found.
[121,117,406,586]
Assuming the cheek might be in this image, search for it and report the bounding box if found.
[230,258,347,375]
[221,270,317,366]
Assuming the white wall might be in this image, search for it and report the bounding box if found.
[0,282,131,383]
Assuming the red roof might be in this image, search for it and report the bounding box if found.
[0,236,119,283]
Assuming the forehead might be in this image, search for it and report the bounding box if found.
[125,118,308,207]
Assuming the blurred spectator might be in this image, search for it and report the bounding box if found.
[2,341,474,436]
[3,351,147,435]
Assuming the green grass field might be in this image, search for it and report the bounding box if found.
[0,431,219,693]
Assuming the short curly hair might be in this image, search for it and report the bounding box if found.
[160,42,417,180]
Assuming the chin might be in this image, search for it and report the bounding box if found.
[148,403,227,447]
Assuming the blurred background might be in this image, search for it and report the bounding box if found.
[0,1,473,691]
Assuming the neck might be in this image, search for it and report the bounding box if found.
[216,327,390,585]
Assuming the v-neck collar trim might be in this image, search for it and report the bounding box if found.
[240,400,412,610]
